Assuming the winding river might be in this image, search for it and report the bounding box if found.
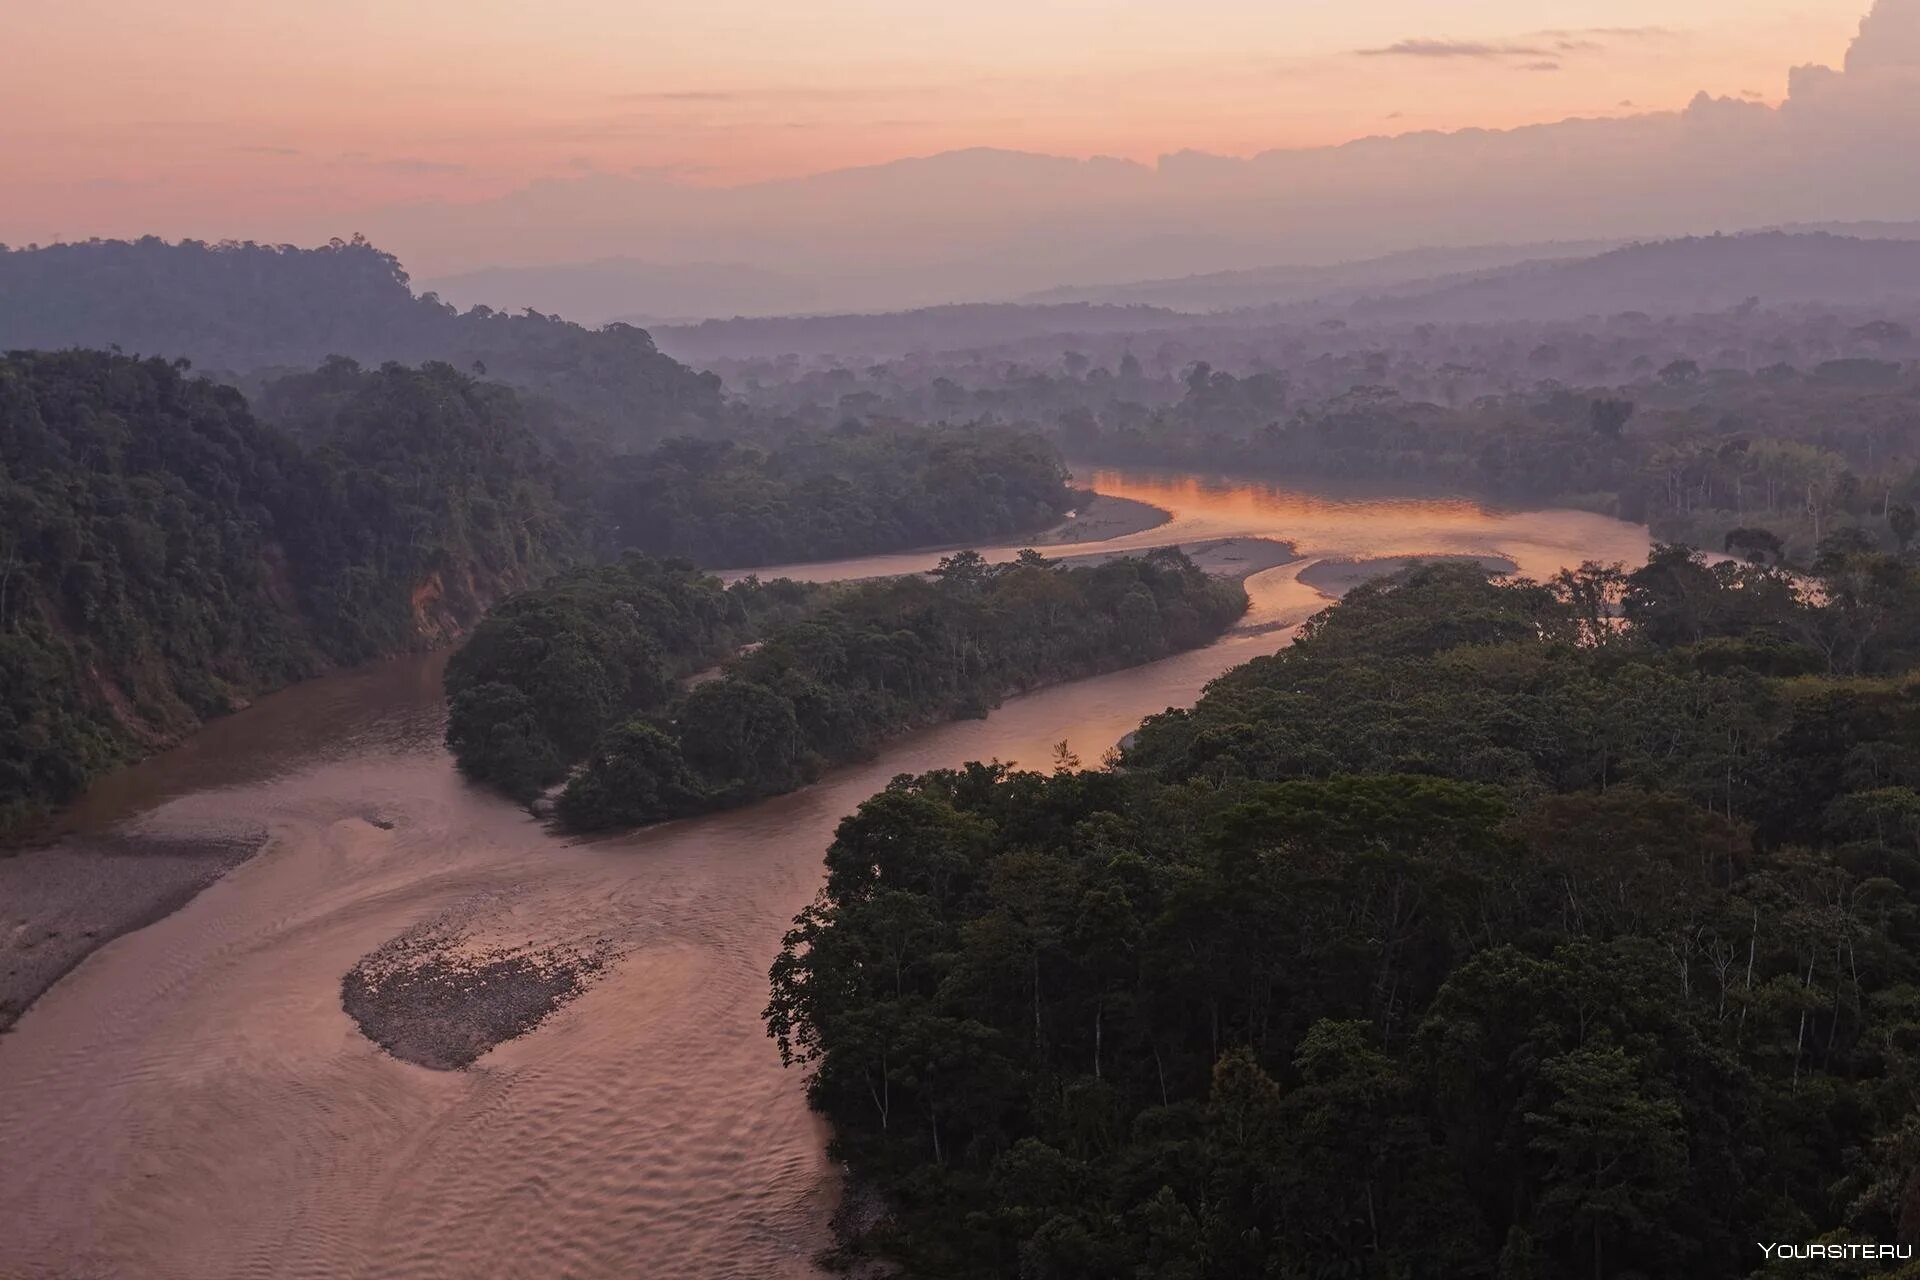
[0,471,1649,1280]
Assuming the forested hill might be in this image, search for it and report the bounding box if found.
[0,237,724,443]
[0,350,576,835]
[771,549,1920,1278]
[1349,232,1920,323]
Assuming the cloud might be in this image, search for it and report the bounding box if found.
[377,158,468,175]
[1846,0,1920,72]
[237,145,301,157]
[336,155,469,175]
[1519,61,1562,73]
[627,162,712,180]
[1533,26,1675,41]
[613,86,904,105]
[1357,39,1550,59]
[625,90,736,103]
[1358,25,1676,63]
[1792,0,1920,99]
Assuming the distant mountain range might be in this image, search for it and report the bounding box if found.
[1018,241,1624,312]
[651,303,1188,363]
[429,218,1920,335]
[646,231,1920,363]
[419,220,1289,325]
[423,259,825,326]
[1340,231,1920,324]
[21,229,1915,377]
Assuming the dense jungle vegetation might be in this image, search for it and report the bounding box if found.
[0,351,575,835]
[442,554,819,802]
[445,547,1246,829]
[590,424,1072,567]
[768,546,1920,1279]
[715,302,1920,566]
[263,356,1075,571]
[555,549,1244,831]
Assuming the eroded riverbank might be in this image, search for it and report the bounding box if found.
[0,471,1650,1279]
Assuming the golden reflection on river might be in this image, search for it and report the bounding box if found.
[0,471,1648,1280]
[1083,469,1642,579]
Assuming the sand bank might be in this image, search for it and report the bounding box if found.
[1031,493,1172,545]
[0,828,266,1032]
[1296,553,1519,597]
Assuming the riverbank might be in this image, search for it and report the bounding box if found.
[1032,493,1172,545]
[0,826,267,1032]
[1297,553,1519,597]
[1055,534,1300,580]
[0,649,449,1036]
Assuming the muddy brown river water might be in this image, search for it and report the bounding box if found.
[0,472,1649,1280]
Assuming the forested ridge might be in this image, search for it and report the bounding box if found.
[0,350,577,835]
[769,545,1920,1279]
[445,547,1247,831]
[0,237,725,444]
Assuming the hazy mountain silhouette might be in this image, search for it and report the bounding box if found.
[1021,241,1625,312]
[650,302,1189,363]
[422,259,823,326]
[1337,232,1920,322]
[642,230,1920,364]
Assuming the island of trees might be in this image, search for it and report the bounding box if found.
[447,547,1248,832]
[769,542,1920,1278]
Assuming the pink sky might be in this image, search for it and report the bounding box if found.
[1,0,1871,246]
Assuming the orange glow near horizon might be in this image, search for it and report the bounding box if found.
[0,0,1871,247]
